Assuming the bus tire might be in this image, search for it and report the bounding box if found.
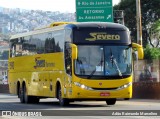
[58,86,69,106]
[19,87,25,103]
[23,84,32,103]
[17,82,20,98]
[106,98,116,105]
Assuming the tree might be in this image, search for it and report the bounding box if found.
[114,0,136,42]
[114,0,160,47]
[148,19,160,47]
[144,45,160,59]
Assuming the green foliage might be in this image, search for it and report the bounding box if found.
[114,0,160,47]
[144,45,160,59]
[152,19,160,32]
[148,19,160,47]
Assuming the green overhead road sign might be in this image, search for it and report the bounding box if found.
[76,0,113,22]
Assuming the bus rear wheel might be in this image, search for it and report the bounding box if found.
[19,87,25,103]
[20,84,40,104]
[58,86,69,106]
[106,98,116,105]
[23,84,32,103]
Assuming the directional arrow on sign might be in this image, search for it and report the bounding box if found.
[107,15,111,19]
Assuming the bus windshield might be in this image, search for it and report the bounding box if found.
[74,45,132,78]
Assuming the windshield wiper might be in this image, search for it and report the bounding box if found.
[110,48,122,77]
[87,60,103,79]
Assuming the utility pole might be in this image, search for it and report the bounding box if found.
[136,0,142,45]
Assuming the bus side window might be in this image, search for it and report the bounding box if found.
[10,44,22,57]
[11,45,16,57]
[65,42,72,75]
[15,44,22,56]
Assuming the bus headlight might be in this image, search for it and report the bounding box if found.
[81,84,85,89]
[74,82,81,87]
[117,82,132,90]
[74,82,93,90]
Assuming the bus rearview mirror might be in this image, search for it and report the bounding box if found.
[132,43,144,60]
[70,44,78,59]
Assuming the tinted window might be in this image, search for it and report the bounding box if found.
[10,30,65,57]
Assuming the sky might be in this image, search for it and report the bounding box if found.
[0,0,120,13]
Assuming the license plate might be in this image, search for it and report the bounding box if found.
[100,92,110,96]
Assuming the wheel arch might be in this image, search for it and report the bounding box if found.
[17,81,20,97]
[56,81,61,98]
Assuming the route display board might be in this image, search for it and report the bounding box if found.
[76,0,113,22]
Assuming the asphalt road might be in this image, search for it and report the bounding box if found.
[0,93,160,119]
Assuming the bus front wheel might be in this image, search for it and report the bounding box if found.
[58,86,69,106]
[106,98,116,105]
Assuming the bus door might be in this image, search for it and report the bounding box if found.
[64,42,72,97]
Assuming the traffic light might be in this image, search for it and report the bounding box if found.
[114,10,124,25]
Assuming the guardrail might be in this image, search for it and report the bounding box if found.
[0,84,9,93]
[1,83,160,99]
[133,82,160,99]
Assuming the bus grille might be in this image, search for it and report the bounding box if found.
[92,87,118,90]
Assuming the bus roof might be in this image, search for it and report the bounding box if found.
[10,22,76,40]
[68,22,129,31]
[10,22,128,40]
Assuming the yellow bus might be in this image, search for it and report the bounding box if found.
[8,22,143,106]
